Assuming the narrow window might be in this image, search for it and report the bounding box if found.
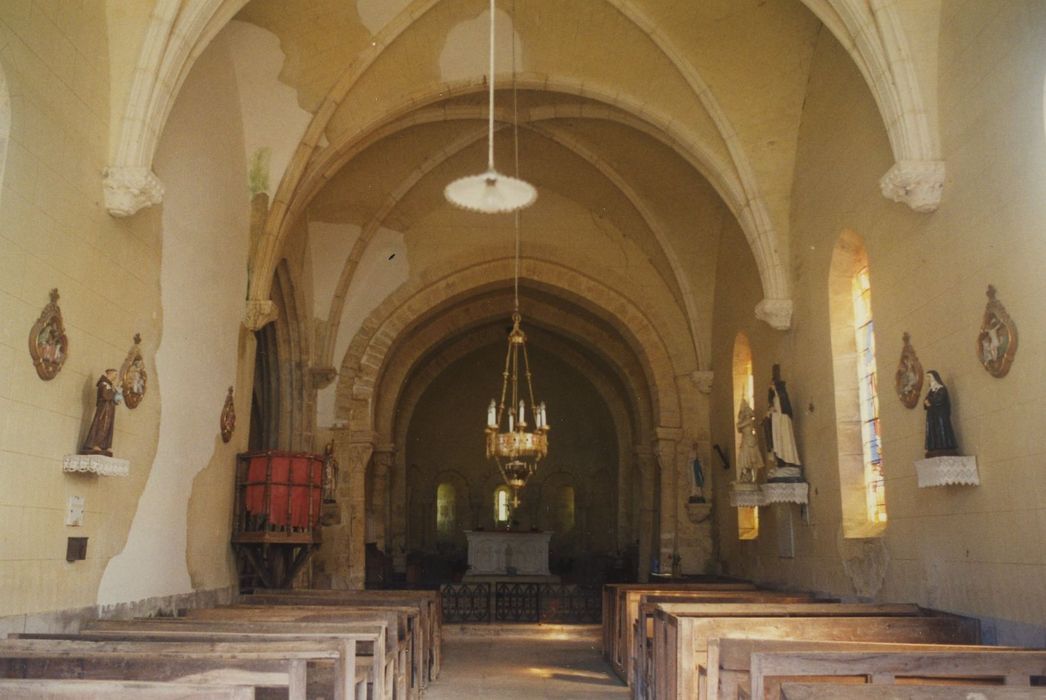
[732,332,759,540]
[830,232,887,537]
[556,485,575,533]
[494,485,511,525]
[852,267,886,525]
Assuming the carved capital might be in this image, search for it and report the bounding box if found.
[879,159,945,213]
[755,298,793,330]
[689,370,714,395]
[103,166,164,217]
[309,366,338,390]
[243,300,278,331]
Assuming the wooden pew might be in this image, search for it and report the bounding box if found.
[246,589,442,682]
[706,639,1028,700]
[0,678,256,699]
[603,583,758,679]
[242,593,433,688]
[779,683,1046,700]
[649,605,980,700]
[184,606,407,700]
[748,649,1046,700]
[630,592,817,693]
[69,618,393,700]
[0,637,364,700]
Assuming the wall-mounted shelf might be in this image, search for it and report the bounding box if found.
[62,454,129,477]
[915,455,979,487]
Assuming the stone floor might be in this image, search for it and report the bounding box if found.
[425,625,630,699]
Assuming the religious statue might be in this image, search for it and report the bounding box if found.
[80,369,123,457]
[687,443,705,503]
[322,440,339,503]
[923,370,958,457]
[736,398,764,483]
[763,365,802,482]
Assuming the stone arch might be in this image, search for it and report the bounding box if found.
[335,257,684,434]
[383,318,641,558]
[262,76,790,329]
[829,230,887,539]
[270,259,312,450]
[320,107,709,373]
[104,0,250,216]
[800,0,944,212]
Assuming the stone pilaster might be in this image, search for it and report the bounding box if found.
[634,445,656,583]
[654,428,682,573]
[328,431,374,590]
[369,445,394,552]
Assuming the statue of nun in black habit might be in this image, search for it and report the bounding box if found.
[923,370,958,457]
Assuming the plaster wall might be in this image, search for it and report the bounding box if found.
[711,4,1046,645]
[98,30,250,604]
[0,1,164,618]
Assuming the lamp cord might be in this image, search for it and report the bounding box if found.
[487,0,495,172]
[511,0,520,314]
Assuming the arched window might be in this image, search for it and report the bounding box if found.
[732,332,758,540]
[830,232,887,537]
[493,485,511,525]
[435,482,456,538]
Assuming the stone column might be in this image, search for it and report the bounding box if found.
[655,427,683,574]
[634,445,656,583]
[389,456,408,572]
[332,431,374,590]
[369,444,394,552]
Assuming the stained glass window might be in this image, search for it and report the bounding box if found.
[852,268,887,524]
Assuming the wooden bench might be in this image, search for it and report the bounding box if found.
[603,582,758,678]
[0,637,366,700]
[0,678,256,699]
[66,618,393,699]
[185,605,410,699]
[629,593,817,692]
[250,589,441,681]
[244,592,436,688]
[649,605,980,700]
[247,589,442,682]
[747,649,1046,700]
[778,683,1046,700]
[706,639,1028,700]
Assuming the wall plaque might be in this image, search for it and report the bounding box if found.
[120,333,147,409]
[220,386,236,443]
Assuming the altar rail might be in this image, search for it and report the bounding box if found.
[440,583,602,624]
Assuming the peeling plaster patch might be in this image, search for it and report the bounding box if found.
[357,0,412,36]
[439,9,523,84]
[317,228,409,428]
[226,20,312,195]
[309,221,362,321]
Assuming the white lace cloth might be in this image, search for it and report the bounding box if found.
[762,481,809,504]
[915,455,979,487]
[730,482,766,507]
[63,454,130,477]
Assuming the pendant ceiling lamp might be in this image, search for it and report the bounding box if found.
[444,0,537,214]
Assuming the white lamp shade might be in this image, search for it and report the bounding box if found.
[444,169,537,214]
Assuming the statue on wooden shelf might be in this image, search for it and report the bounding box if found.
[736,398,764,483]
[80,369,123,457]
[923,370,958,457]
[763,365,802,482]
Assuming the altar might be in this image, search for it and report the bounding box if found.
[464,530,553,577]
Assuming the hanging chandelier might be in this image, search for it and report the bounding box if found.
[444,0,536,214]
[485,309,549,510]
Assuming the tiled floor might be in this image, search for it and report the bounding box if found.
[426,625,630,699]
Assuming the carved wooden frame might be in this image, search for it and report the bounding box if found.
[119,333,147,408]
[976,285,1017,378]
[28,288,68,380]
[894,332,923,408]
[220,386,236,443]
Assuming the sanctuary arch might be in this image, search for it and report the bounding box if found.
[314,259,711,589]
